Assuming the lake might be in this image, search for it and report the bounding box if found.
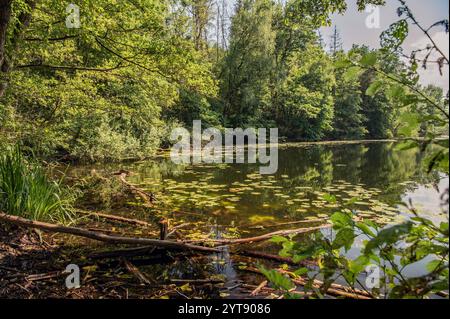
[70,141,449,297]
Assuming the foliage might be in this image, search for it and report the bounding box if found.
[0,147,75,224]
[261,0,449,299]
[264,207,449,299]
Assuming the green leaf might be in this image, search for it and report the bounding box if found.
[349,255,370,274]
[366,80,383,96]
[259,267,295,291]
[343,66,361,81]
[356,222,376,237]
[426,259,442,273]
[330,212,353,229]
[359,52,377,67]
[294,267,309,276]
[333,228,355,251]
[365,222,414,254]
[323,193,337,203]
[271,235,288,244]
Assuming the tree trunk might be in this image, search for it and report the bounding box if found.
[0,0,12,97]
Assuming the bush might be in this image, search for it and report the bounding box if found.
[0,147,75,224]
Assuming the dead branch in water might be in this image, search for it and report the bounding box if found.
[183,224,331,246]
[122,258,154,285]
[236,250,316,267]
[113,171,155,206]
[246,218,327,230]
[77,210,152,227]
[0,212,219,254]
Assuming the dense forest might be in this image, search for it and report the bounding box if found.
[0,0,447,162]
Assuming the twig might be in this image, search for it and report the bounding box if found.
[250,280,268,296]
[122,258,153,285]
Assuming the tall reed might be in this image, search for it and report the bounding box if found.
[0,147,74,224]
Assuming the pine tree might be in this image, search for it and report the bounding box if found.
[329,26,343,57]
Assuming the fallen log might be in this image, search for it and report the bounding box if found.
[77,210,152,227]
[0,212,219,254]
[183,224,331,246]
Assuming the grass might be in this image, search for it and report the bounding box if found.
[0,147,75,224]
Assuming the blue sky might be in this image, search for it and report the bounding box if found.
[321,0,449,90]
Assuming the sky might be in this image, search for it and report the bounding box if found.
[321,0,449,91]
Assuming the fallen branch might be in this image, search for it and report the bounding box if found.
[250,280,268,296]
[241,284,310,298]
[77,210,152,227]
[122,258,154,285]
[247,219,327,230]
[114,171,154,206]
[0,212,219,254]
[183,225,331,246]
[26,271,64,282]
[244,267,372,299]
[236,250,316,267]
[170,279,225,285]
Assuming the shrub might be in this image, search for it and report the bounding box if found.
[0,147,75,224]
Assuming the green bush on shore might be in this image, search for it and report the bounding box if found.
[0,147,75,224]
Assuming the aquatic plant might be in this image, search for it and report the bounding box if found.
[0,147,75,224]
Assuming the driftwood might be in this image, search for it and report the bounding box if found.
[0,212,219,254]
[183,224,331,246]
[77,210,152,227]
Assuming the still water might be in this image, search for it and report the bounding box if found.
[72,141,448,296]
[126,141,447,227]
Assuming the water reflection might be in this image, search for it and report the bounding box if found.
[125,142,446,228]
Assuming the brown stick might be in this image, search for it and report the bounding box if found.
[115,172,154,205]
[241,284,310,297]
[26,271,63,282]
[77,210,152,227]
[122,258,153,285]
[250,280,268,296]
[276,269,373,298]
[170,279,225,284]
[159,218,169,240]
[237,250,316,267]
[183,225,331,246]
[244,267,372,299]
[247,219,327,229]
[0,212,219,253]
